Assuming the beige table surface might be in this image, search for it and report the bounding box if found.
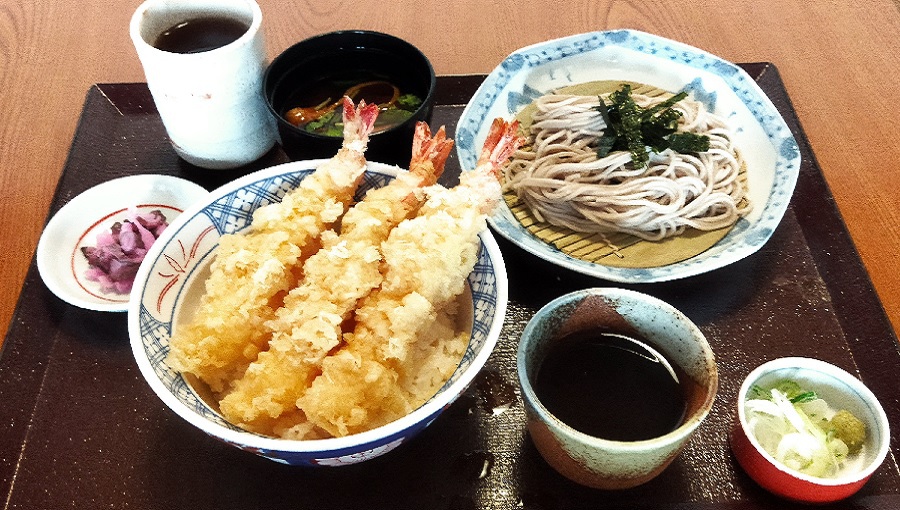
[1,0,898,346]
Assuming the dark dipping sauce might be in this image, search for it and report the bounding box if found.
[534,330,688,441]
[153,16,249,54]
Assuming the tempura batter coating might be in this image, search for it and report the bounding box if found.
[218,124,454,434]
[299,119,524,437]
[166,98,379,393]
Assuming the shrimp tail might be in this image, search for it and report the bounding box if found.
[168,97,380,396]
[341,97,381,150]
[409,122,454,186]
[454,118,524,214]
[476,118,524,180]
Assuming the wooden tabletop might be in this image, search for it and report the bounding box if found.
[1,1,898,346]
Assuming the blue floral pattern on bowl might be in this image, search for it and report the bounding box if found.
[456,29,800,283]
[128,160,507,466]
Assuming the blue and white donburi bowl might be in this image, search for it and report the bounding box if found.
[128,160,507,466]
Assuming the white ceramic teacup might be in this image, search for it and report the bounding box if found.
[130,0,276,169]
[517,287,718,489]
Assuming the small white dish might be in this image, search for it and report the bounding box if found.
[37,174,209,312]
[456,29,801,283]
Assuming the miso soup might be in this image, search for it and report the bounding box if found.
[283,75,423,136]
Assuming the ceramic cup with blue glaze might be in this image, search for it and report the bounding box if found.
[517,287,718,489]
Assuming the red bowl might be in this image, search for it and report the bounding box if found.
[731,357,890,504]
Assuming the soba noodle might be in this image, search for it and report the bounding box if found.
[503,90,750,242]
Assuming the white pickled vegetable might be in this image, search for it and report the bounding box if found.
[744,382,859,479]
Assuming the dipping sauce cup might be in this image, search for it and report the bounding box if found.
[130,0,276,169]
[517,287,718,489]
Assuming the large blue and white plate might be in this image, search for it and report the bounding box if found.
[456,29,800,283]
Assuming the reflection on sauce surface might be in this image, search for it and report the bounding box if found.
[534,329,688,441]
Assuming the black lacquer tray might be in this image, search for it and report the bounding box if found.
[1,63,899,509]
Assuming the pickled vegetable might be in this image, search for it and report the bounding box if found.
[744,380,867,478]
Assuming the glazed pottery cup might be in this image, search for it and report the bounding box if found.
[517,287,718,489]
[130,0,276,169]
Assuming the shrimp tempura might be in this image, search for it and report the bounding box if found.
[166,98,379,393]
[299,118,524,437]
[219,123,455,437]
